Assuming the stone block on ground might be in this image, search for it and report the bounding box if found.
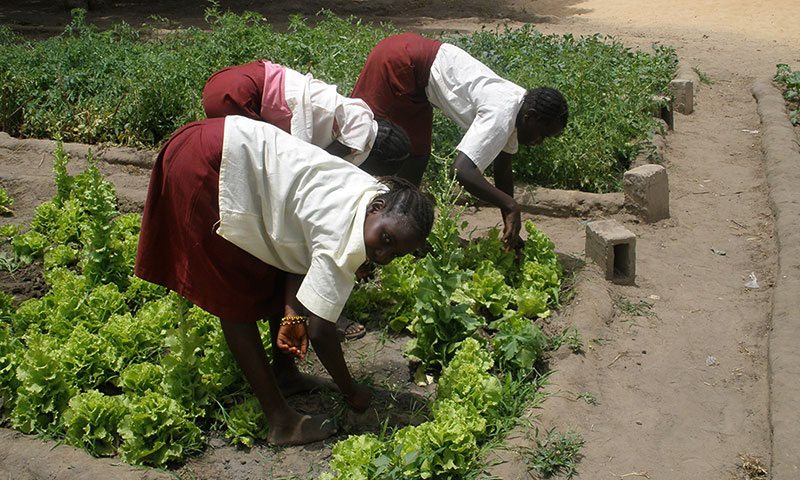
[624,164,670,223]
[669,78,694,114]
[585,220,636,285]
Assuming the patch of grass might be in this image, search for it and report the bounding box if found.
[614,296,659,321]
[692,65,716,84]
[550,327,584,353]
[527,427,584,478]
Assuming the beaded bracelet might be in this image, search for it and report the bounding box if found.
[280,316,307,327]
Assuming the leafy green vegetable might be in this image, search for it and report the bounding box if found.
[161,296,209,419]
[319,434,386,480]
[491,311,548,372]
[117,391,203,467]
[404,257,485,373]
[11,230,48,264]
[0,318,20,412]
[0,187,13,216]
[217,395,269,448]
[454,260,515,318]
[59,325,117,389]
[435,337,501,416]
[0,223,22,240]
[64,390,126,457]
[43,243,79,269]
[775,63,800,125]
[119,362,164,396]
[10,332,75,435]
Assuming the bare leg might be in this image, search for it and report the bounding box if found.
[220,319,336,444]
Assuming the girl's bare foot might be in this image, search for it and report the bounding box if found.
[268,413,337,445]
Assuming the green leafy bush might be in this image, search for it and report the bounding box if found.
[0,10,675,191]
[490,311,548,371]
[11,230,48,264]
[322,338,499,479]
[774,63,800,125]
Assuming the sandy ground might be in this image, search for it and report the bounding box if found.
[1,0,799,479]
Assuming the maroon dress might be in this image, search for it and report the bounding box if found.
[134,117,285,323]
[202,61,265,120]
[350,33,443,157]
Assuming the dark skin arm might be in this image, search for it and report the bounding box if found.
[451,151,522,249]
[276,273,308,359]
[276,274,371,412]
[324,140,352,159]
[308,316,371,412]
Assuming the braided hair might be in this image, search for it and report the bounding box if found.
[374,176,434,240]
[521,87,569,137]
[363,120,411,174]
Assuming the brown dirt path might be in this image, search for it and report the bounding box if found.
[1,1,798,479]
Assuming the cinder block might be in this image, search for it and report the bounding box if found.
[669,78,694,115]
[623,164,670,223]
[585,220,636,285]
[651,95,674,130]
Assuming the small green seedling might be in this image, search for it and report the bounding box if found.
[527,427,584,478]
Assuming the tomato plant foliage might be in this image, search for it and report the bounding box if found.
[0,9,675,192]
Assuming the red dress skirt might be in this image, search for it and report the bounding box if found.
[202,61,264,119]
[134,117,285,322]
[350,33,443,157]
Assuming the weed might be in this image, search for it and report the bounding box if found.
[575,392,598,405]
[527,427,584,478]
[692,65,716,84]
[738,453,768,480]
[550,327,584,353]
[614,296,658,320]
[0,252,19,273]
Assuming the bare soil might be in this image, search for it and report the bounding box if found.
[1,1,799,479]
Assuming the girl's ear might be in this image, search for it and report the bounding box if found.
[368,197,386,214]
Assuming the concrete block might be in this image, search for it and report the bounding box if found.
[669,78,694,115]
[585,220,636,285]
[624,164,670,223]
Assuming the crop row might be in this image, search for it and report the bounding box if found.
[0,144,571,477]
[0,8,676,192]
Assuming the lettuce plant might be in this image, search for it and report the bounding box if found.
[64,390,126,457]
[10,333,75,435]
[117,391,203,466]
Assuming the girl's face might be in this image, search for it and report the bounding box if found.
[363,200,420,265]
[517,114,564,146]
